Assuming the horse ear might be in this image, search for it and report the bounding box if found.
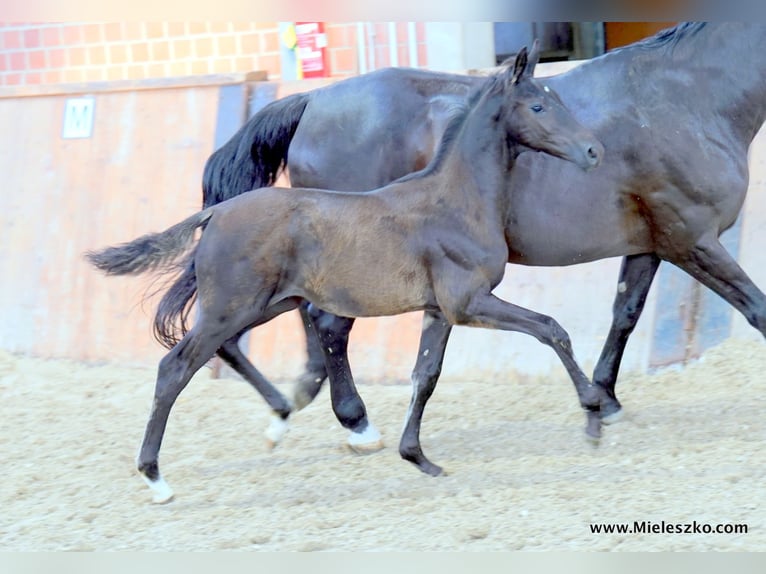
[526,39,541,76]
[510,46,529,86]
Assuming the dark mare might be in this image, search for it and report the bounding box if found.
[86,49,603,502]
[202,22,766,454]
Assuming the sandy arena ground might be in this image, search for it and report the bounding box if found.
[1,338,764,551]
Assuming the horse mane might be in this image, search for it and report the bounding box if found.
[394,73,505,183]
[611,22,707,54]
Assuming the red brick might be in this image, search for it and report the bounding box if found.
[167,22,186,36]
[326,24,348,47]
[150,41,170,60]
[331,47,356,74]
[42,26,61,46]
[190,60,209,75]
[168,61,190,76]
[24,71,42,84]
[106,66,125,81]
[4,73,22,85]
[9,51,26,71]
[254,22,277,30]
[69,46,87,66]
[3,30,22,49]
[126,64,146,79]
[28,50,45,69]
[188,22,207,35]
[104,22,123,42]
[173,39,190,59]
[194,37,213,58]
[89,45,106,65]
[240,33,259,54]
[260,30,280,53]
[43,69,63,84]
[256,52,280,77]
[23,28,41,48]
[62,68,85,83]
[108,44,128,64]
[130,43,149,62]
[147,62,165,77]
[123,22,143,41]
[84,68,106,81]
[234,55,257,72]
[0,53,6,71]
[146,22,165,39]
[210,22,230,34]
[83,23,103,44]
[215,35,236,56]
[62,25,83,45]
[232,23,253,32]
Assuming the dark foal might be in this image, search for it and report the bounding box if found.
[87,48,603,501]
[201,23,766,453]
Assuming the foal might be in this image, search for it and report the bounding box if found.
[87,48,603,502]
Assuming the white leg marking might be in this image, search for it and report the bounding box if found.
[617,281,627,293]
[141,473,174,504]
[265,413,290,448]
[348,423,382,446]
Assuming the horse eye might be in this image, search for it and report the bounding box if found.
[531,104,544,113]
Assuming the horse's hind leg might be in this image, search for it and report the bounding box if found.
[399,310,452,476]
[292,301,329,410]
[137,327,226,503]
[216,335,293,449]
[593,253,661,423]
[673,236,766,338]
[307,304,383,453]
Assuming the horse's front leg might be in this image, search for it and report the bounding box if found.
[592,253,661,423]
[399,310,452,476]
[441,286,604,443]
[307,305,384,453]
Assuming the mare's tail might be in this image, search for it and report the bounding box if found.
[84,208,215,349]
[202,92,310,207]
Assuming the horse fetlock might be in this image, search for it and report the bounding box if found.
[264,412,290,449]
[332,397,367,430]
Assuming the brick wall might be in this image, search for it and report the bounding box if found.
[0,22,427,87]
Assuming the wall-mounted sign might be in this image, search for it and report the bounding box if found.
[295,22,329,78]
[62,97,95,139]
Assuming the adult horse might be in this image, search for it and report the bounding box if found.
[202,23,766,454]
[87,50,603,502]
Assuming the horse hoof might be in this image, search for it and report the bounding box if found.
[601,408,625,425]
[346,424,384,454]
[140,473,174,504]
[584,411,602,444]
[264,413,290,449]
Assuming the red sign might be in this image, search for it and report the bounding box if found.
[295,22,329,78]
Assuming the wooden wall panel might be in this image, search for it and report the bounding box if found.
[0,86,220,365]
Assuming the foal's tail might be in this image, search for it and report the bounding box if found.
[85,208,215,349]
[202,92,310,208]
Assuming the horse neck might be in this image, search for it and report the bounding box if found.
[628,24,766,144]
[693,24,766,142]
[436,96,515,216]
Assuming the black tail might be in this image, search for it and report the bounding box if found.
[202,92,310,208]
[85,208,215,350]
[152,254,198,350]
